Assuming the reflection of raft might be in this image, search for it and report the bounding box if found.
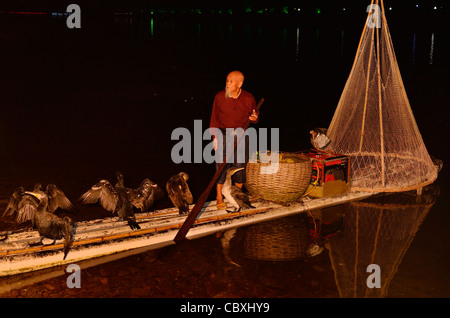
[243,215,310,261]
[0,191,375,279]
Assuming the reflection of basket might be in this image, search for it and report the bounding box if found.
[244,215,310,261]
[245,152,312,203]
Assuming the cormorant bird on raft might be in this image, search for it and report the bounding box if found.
[3,183,74,225]
[222,167,255,213]
[80,172,159,230]
[166,172,194,215]
[25,190,75,260]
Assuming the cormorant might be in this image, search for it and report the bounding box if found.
[166,172,194,214]
[80,173,159,230]
[222,167,255,213]
[310,127,331,150]
[115,172,162,213]
[3,183,74,224]
[25,190,75,260]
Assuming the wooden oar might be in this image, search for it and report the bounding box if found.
[174,97,264,242]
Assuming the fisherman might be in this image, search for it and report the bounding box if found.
[209,70,259,209]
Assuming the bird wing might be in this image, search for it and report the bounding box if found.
[180,182,194,205]
[45,211,63,222]
[166,178,193,207]
[3,187,25,217]
[131,178,155,211]
[166,183,183,207]
[46,184,74,213]
[80,180,118,213]
[141,188,155,212]
[16,196,38,223]
[4,187,39,223]
[232,188,252,207]
[178,173,193,204]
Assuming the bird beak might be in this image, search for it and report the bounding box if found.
[24,191,40,199]
[232,167,245,175]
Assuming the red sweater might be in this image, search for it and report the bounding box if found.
[209,90,257,133]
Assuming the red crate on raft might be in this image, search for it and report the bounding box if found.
[304,149,351,197]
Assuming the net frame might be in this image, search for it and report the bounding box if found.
[327,0,438,192]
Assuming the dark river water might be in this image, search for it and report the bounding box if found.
[0,6,449,300]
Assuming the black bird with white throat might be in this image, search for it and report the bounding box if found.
[3,183,74,225]
[25,190,75,260]
[222,167,255,213]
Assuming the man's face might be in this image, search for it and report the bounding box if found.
[225,74,242,95]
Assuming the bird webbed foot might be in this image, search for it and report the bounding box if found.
[29,237,45,247]
[44,239,57,246]
[178,209,189,215]
[127,219,141,230]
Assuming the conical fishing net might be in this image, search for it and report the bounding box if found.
[326,0,437,192]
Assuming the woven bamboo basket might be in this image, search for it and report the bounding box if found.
[244,215,310,261]
[245,152,312,203]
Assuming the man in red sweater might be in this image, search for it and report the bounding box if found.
[209,71,259,209]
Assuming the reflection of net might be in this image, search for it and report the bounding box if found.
[327,190,436,297]
[327,0,437,192]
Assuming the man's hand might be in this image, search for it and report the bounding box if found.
[249,109,259,123]
[213,136,218,151]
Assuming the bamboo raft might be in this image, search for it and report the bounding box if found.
[0,191,375,278]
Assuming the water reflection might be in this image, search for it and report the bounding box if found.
[326,185,439,297]
[227,184,439,298]
[281,27,288,51]
[325,185,439,297]
[295,27,300,62]
[242,214,313,262]
[315,28,320,55]
[108,15,443,70]
[429,32,435,64]
[150,18,154,37]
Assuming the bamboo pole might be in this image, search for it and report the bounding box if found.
[358,0,376,153]
[377,0,386,187]
[0,207,270,257]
